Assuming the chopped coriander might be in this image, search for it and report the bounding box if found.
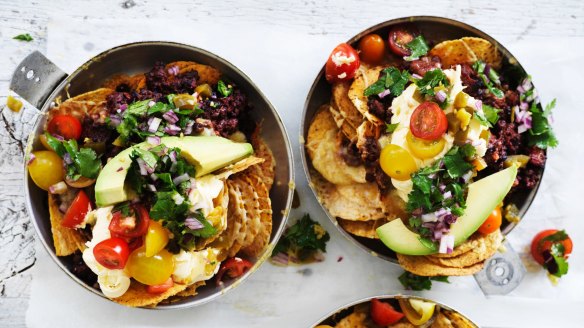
[528,99,558,149]
[45,133,101,179]
[398,271,449,291]
[404,35,429,61]
[13,33,33,42]
[472,60,504,99]
[272,214,330,262]
[217,80,233,97]
[385,123,399,133]
[541,230,568,243]
[483,104,500,126]
[364,67,411,97]
[415,69,449,97]
[443,146,474,179]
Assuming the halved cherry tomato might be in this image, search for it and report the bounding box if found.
[127,237,144,253]
[61,190,92,228]
[478,207,502,235]
[146,277,174,294]
[358,34,385,64]
[216,257,253,285]
[406,131,446,159]
[370,298,404,326]
[379,144,418,181]
[325,43,360,83]
[144,220,169,257]
[388,25,418,57]
[127,247,174,286]
[530,229,573,266]
[93,237,130,270]
[109,204,150,238]
[28,151,64,191]
[47,114,82,140]
[410,102,448,141]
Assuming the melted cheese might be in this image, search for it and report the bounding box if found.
[172,248,221,285]
[188,175,224,216]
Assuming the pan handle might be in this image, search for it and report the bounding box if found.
[10,51,68,109]
[474,241,526,295]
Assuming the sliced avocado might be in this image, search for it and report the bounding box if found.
[94,136,253,207]
[376,166,517,255]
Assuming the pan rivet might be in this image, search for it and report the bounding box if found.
[26,70,35,80]
[35,77,40,83]
[21,66,26,72]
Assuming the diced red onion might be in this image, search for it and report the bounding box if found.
[49,181,68,194]
[173,173,190,186]
[435,90,447,103]
[116,167,123,172]
[148,117,162,133]
[148,100,156,107]
[526,89,538,102]
[146,136,161,146]
[313,252,325,262]
[184,121,194,135]
[27,153,36,165]
[517,85,525,94]
[185,217,204,230]
[150,173,158,181]
[169,162,177,173]
[169,151,177,163]
[439,235,455,254]
[472,140,482,147]
[519,102,529,111]
[433,229,443,241]
[109,115,122,127]
[421,213,438,223]
[378,89,391,99]
[172,193,184,205]
[484,65,491,78]
[521,77,533,92]
[428,173,437,179]
[475,100,483,111]
[438,184,446,192]
[518,124,528,134]
[63,153,73,165]
[147,184,157,192]
[119,104,128,112]
[136,158,148,176]
[162,110,179,124]
[167,65,179,76]
[412,73,423,79]
[271,252,290,265]
[443,191,452,199]
[164,124,181,135]
[462,171,473,183]
[59,203,68,213]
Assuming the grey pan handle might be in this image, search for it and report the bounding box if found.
[474,241,526,295]
[10,51,68,109]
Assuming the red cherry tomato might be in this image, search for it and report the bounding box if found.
[47,114,83,140]
[409,102,448,141]
[478,207,502,235]
[370,298,405,326]
[215,257,253,286]
[530,229,573,266]
[358,34,386,64]
[388,25,418,57]
[109,204,150,238]
[325,43,360,83]
[146,277,174,294]
[93,237,130,270]
[61,190,92,228]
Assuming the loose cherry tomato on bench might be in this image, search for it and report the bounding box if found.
[325,43,360,83]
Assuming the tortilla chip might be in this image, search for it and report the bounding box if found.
[250,127,276,190]
[49,88,114,123]
[389,322,416,328]
[442,310,476,328]
[128,74,147,91]
[48,194,86,256]
[332,81,363,131]
[196,181,229,249]
[326,182,386,221]
[425,230,503,268]
[166,61,221,85]
[102,74,132,90]
[215,179,246,260]
[226,177,249,258]
[338,218,390,239]
[112,280,188,307]
[334,311,368,328]
[174,280,206,298]
[214,156,265,180]
[429,40,478,69]
[431,311,454,328]
[239,173,272,258]
[329,103,358,142]
[381,190,408,220]
[237,177,262,249]
[397,253,485,276]
[348,65,385,124]
[461,37,502,69]
[307,108,367,185]
[356,120,381,156]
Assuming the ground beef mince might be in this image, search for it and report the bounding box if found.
[70,251,97,287]
[106,90,134,112]
[360,137,392,192]
[529,146,546,167]
[80,116,114,143]
[201,88,249,137]
[145,61,198,95]
[367,95,394,123]
[460,63,484,97]
[407,56,442,77]
[338,137,362,167]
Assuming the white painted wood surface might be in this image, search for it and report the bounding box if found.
[0,0,583,327]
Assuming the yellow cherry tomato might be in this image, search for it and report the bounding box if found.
[127,247,174,286]
[28,151,64,191]
[144,220,169,257]
[406,131,446,159]
[398,298,436,325]
[379,144,417,181]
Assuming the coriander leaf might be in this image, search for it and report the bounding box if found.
[385,123,399,133]
[544,98,556,117]
[132,148,159,169]
[474,111,492,128]
[411,173,432,195]
[186,212,218,238]
[432,276,450,283]
[150,191,189,220]
[126,99,151,116]
[75,148,101,179]
[482,104,500,125]
[166,94,176,107]
[443,147,473,178]
[13,33,33,41]
[113,202,132,216]
[418,237,438,252]
[541,230,569,243]
[44,133,66,156]
[364,67,410,97]
[398,271,451,291]
[528,100,558,149]
[116,114,138,142]
[415,69,449,97]
[460,143,477,158]
[550,254,569,277]
[404,35,429,61]
[272,214,330,261]
[472,60,486,74]
[147,102,168,115]
[217,80,233,97]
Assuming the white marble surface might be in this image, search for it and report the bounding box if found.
[1,1,584,327]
